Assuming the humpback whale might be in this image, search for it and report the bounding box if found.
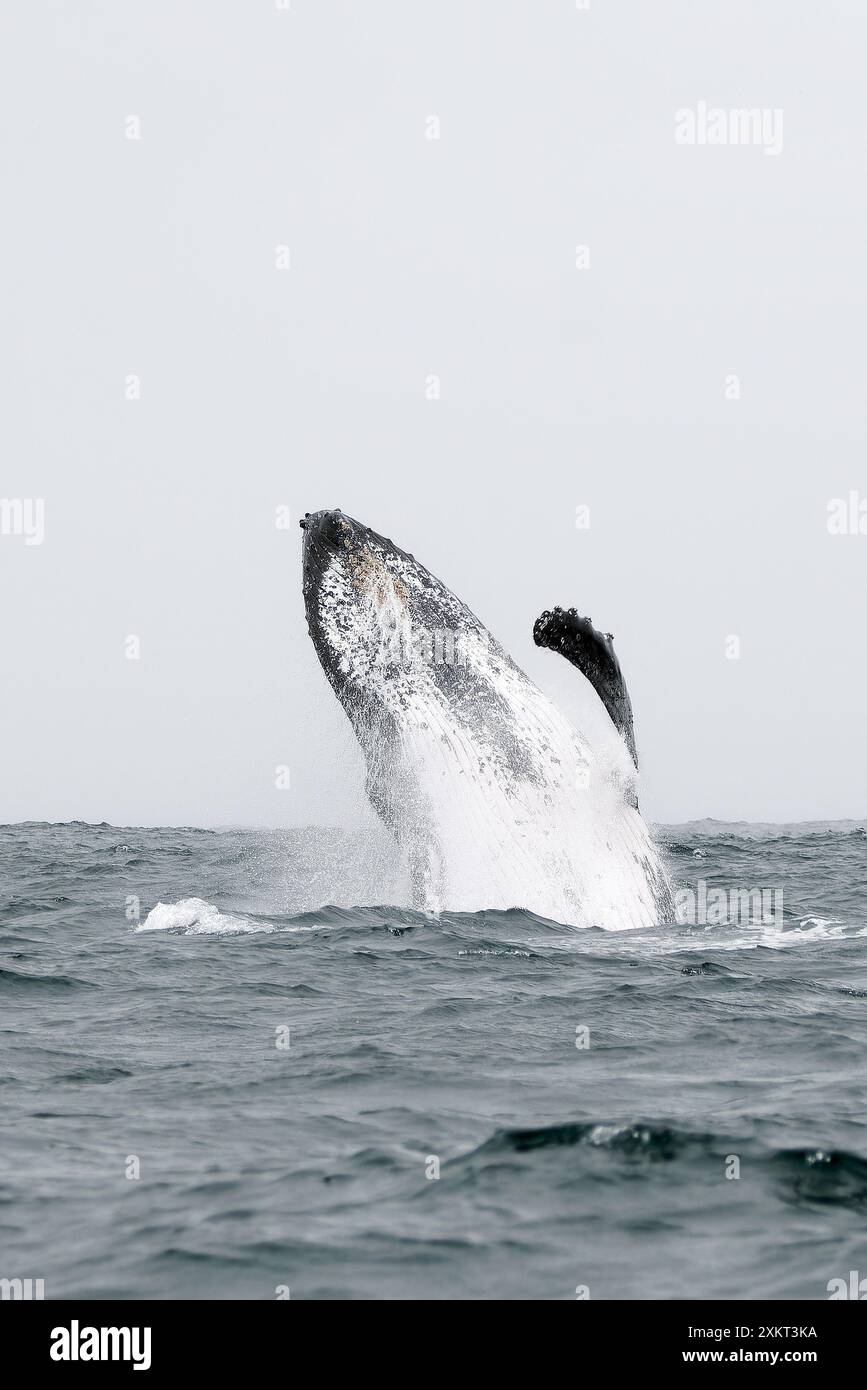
[301,509,673,930]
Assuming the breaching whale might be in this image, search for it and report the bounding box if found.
[301,509,673,930]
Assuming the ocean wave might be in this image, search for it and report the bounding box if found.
[136,898,271,936]
[4,818,867,1302]
[0,967,94,995]
[135,897,334,937]
[128,894,863,955]
[466,1120,716,1162]
[771,1148,867,1209]
[456,1121,867,1210]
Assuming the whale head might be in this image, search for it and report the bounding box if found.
[301,508,504,751]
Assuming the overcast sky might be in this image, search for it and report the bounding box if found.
[2,0,865,828]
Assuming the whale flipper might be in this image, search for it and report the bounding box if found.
[533,607,638,769]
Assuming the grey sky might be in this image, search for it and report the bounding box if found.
[2,0,865,827]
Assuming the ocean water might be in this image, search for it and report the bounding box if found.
[2,819,867,1301]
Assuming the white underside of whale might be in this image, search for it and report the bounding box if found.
[365,642,668,931]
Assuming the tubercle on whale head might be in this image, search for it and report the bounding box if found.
[301,510,402,603]
[300,507,360,553]
[300,509,412,584]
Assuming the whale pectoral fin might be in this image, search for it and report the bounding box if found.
[533,607,639,769]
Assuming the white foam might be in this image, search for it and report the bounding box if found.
[136,897,268,937]
[526,912,855,960]
[710,918,847,951]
